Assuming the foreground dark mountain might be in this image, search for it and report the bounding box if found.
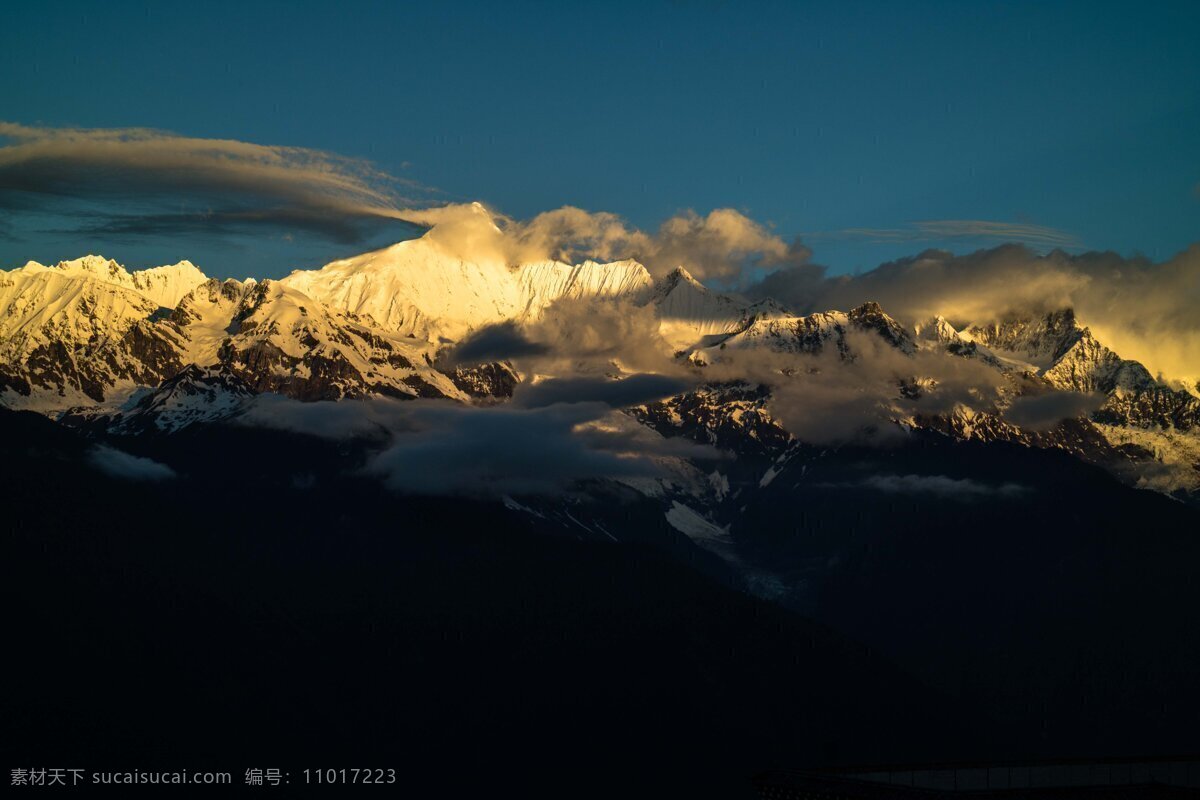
[5,407,1200,796]
[3,409,983,796]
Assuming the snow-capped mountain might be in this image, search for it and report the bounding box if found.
[17,255,208,308]
[2,230,1198,503]
[0,256,202,407]
[652,266,780,350]
[692,300,916,362]
[0,258,469,415]
[281,236,653,341]
[960,310,1199,430]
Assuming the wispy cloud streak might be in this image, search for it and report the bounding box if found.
[0,122,432,243]
[810,219,1080,248]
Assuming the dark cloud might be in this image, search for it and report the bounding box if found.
[1002,391,1106,431]
[0,122,431,244]
[236,392,718,498]
[570,413,727,461]
[88,445,176,482]
[364,402,665,497]
[819,473,1028,499]
[512,373,693,410]
[59,208,424,245]
[237,394,416,438]
[440,321,550,367]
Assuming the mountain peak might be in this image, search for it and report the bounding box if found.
[5,255,207,309]
[848,300,886,316]
[847,301,916,352]
[652,266,707,302]
[666,265,700,284]
[964,307,1084,367]
[53,254,127,280]
[914,315,962,344]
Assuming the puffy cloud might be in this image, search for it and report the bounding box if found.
[635,209,811,282]
[750,244,1200,383]
[524,295,681,374]
[507,206,652,267]
[443,294,685,376]
[397,202,514,264]
[400,202,811,281]
[88,445,176,482]
[0,122,428,243]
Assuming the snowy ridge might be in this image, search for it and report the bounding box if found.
[914,315,963,345]
[513,259,653,318]
[651,266,773,350]
[696,301,915,360]
[217,279,467,401]
[101,365,256,433]
[281,237,519,340]
[956,309,1199,430]
[0,265,187,410]
[0,266,159,359]
[962,309,1083,370]
[17,255,208,308]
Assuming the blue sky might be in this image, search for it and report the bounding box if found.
[1,0,1197,279]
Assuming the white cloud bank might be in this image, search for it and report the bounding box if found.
[88,445,176,482]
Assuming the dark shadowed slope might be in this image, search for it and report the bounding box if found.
[3,409,988,798]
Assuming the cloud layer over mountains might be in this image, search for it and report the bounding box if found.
[240,383,720,497]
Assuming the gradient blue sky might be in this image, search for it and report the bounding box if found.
[2,0,1198,279]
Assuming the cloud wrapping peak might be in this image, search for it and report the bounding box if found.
[751,243,1200,382]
